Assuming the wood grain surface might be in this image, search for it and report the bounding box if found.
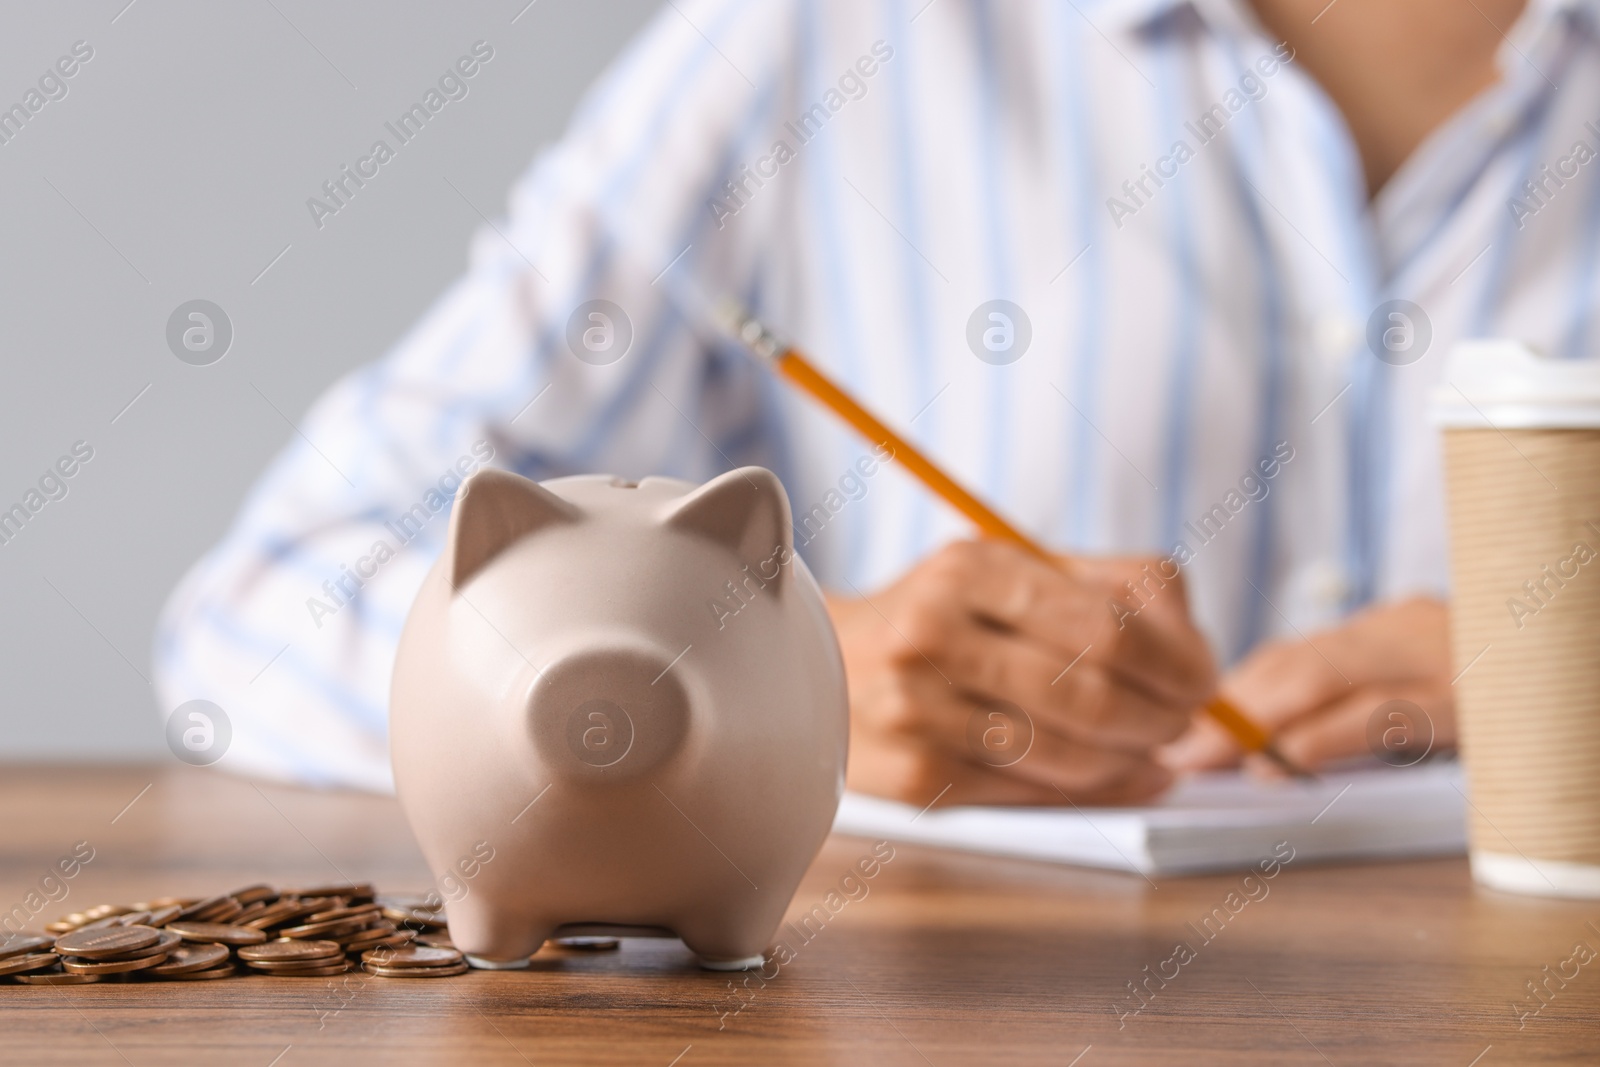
[1,765,1596,1065]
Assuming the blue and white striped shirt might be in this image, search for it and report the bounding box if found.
[154,0,1600,790]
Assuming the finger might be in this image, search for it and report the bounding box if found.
[1274,683,1454,771]
[1224,618,1426,734]
[846,735,1066,807]
[963,705,1171,795]
[1272,691,1385,769]
[1054,760,1174,806]
[855,668,1172,793]
[1156,708,1244,772]
[1215,637,1358,741]
[1099,598,1219,707]
[1043,661,1193,750]
[848,734,1173,808]
[924,617,1191,749]
[928,540,1106,657]
[1069,556,1218,704]
[1305,597,1453,686]
[919,540,1216,709]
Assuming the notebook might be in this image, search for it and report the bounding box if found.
[831,758,1468,876]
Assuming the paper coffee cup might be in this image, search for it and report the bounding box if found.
[1434,341,1600,897]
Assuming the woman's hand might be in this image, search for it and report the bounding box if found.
[829,541,1217,808]
[1160,597,1455,775]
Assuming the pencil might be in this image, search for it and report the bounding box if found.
[715,299,1313,781]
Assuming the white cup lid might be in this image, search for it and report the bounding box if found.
[1433,340,1600,429]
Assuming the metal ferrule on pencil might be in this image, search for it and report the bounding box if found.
[714,299,786,364]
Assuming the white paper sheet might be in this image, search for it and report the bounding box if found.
[832,759,1468,875]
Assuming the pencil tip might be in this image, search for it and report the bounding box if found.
[1263,742,1316,780]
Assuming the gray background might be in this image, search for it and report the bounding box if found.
[0,0,662,760]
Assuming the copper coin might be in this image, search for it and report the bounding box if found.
[377,896,442,914]
[554,936,621,951]
[360,932,418,951]
[52,925,161,959]
[75,915,129,932]
[116,929,183,960]
[240,902,303,930]
[175,894,232,921]
[364,962,469,978]
[340,925,400,950]
[277,917,368,940]
[232,903,269,925]
[13,969,101,985]
[244,898,336,930]
[228,884,279,906]
[190,899,244,924]
[0,953,63,976]
[330,927,386,947]
[158,963,237,981]
[251,961,351,977]
[383,907,448,929]
[414,933,455,949]
[61,952,170,975]
[361,945,462,968]
[145,943,231,976]
[244,956,351,974]
[145,905,183,928]
[237,940,343,963]
[111,911,153,928]
[307,904,380,924]
[0,935,55,960]
[285,884,374,902]
[165,922,267,946]
[44,921,79,934]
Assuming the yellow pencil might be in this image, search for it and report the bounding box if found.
[715,300,1312,780]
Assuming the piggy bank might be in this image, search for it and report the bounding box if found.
[390,465,848,970]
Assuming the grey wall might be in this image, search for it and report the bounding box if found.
[0,0,663,760]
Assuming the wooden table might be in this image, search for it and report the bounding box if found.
[2,766,1596,1065]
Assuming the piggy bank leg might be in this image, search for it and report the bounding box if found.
[674,910,773,971]
[448,896,551,970]
[466,953,536,971]
[695,953,767,972]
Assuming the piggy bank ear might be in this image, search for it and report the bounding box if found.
[446,468,579,590]
[663,467,793,580]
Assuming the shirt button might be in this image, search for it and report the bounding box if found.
[1311,313,1362,366]
[1483,107,1515,140]
[1305,561,1350,609]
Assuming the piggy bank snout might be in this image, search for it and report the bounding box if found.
[527,640,691,782]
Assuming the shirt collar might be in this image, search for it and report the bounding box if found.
[1091,0,1249,37]
[1094,0,1600,41]
[1538,0,1600,30]
[1091,0,1198,35]
[1511,0,1600,57]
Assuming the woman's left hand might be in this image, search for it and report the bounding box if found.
[1159,596,1456,774]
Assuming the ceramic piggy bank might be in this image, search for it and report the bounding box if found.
[390,465,848,970]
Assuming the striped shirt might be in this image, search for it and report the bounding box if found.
[155,0,1600,790]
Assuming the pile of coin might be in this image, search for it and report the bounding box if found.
[1,883,465,985]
